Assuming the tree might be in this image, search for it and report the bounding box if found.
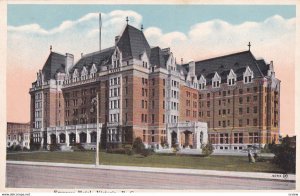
[202,143,214,157]
[132,137,145,154]
[272,135,296,173]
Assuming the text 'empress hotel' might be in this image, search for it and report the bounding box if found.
[29,24,280,151]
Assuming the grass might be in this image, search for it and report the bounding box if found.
[6,151,283,173]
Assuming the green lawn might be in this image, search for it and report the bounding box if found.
[6,151,283,173]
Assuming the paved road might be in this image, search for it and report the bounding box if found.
[6,164,295,190]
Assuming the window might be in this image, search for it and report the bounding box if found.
[249,132,259,143]
[247,96,250,102]
[207,111,210,117]
[151,130,155,142]
[152,114,155,124]
[239,119,243,127]
[254,106,258,113]
[247,107,250,113]
[253,119,258,126]
[220,133,229,144]
[143,130,146,142]
[253,95,257,101]
[239,89,243,94]
[234,133,243,144]
[209,134,217,144]
[239,108,243,115]
[239,97,243,104]
[207,101,210,107]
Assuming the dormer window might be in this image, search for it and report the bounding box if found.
[81,67,88,80]
[227,69,237,86]
[199,75,206,90]
[142,61,148,68]
[243,66,254,84]
[212,72,221,88]
[90,64,97,78]
[72,69,79,82]
[112,47,122,69]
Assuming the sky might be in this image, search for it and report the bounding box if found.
[6,4,296,136]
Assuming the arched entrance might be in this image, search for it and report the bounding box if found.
[200,131,203,145]
[59,133,66,143]
[79,132,87,143]
[50,134,56,144]
[171,131,177,147]
[183,130,193,148]
[90,132,97,143]
[69,133,76,146]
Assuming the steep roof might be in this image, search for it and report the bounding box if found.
[69,25,151,74]
[183,51,266,84]
[150,47,166,67]
[42,52,66,80]
[117,25,151,59]
[70,47,115,73]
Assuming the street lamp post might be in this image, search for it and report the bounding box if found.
[96,92,100,166]
[92,92,101,166]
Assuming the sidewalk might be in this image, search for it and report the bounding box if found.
[6,160,295,182]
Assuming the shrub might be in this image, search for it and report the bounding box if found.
[30,142,41,151]
[23,147,30,151]
[202,143,214,157]
[72,143,85,151]
[125,148,134,156]
[132,137,145,154]
[172,143,180,153]
[49,143,61,151]
[141,148,153,157]
[14,145,22,151]
[272,136,296,173]
[124,144,134,156]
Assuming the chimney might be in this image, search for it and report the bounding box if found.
[268,60,275,77]
[115,36,120,45]
[188,60,196,77]
[65,53,74,74]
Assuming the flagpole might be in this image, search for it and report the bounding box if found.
[99,13,102,52]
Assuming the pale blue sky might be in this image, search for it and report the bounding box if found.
[8,5,296,33]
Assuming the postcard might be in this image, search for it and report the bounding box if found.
[0,0,298,194]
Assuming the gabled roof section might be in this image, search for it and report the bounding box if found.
[70,47,115,74]
[256,59,269,76]
[42,52,66,81]
[117,25,151,59]
[150,47,166,67]
[183,51,266,83]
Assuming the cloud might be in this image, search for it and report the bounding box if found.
[7,11,296,135]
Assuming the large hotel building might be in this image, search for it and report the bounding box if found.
[29,23,280,151]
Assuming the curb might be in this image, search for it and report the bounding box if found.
[6,160,295,182]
